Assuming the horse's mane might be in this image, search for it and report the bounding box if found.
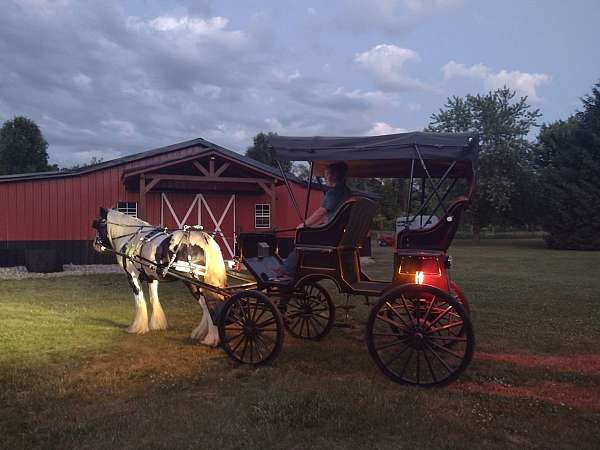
[107,209,152,228]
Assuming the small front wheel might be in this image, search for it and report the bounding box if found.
[218,290,284,366]
[283,282,335,340]
[366,284,474,387]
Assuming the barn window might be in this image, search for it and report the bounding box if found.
[255,204,270,228]
[117,201,138,217]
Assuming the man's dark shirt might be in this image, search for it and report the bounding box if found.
[322,182,352,222]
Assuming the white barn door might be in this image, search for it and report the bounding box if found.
[161,193,236,259]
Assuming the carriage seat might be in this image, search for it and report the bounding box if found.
[397,196,469,252]
[295,196,377,249]
[294,197,378,292]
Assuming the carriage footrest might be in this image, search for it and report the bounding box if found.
[260,272,292,287]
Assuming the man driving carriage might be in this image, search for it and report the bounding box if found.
[275,161,351,278]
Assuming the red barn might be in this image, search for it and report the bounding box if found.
[0,138,325,268]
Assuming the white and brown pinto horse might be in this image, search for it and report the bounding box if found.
[92,208,227,347]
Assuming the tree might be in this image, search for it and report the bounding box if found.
[245,132,292,173]
[0,116,51,175]
[428,87,542,241]
[69,156,104,170]
[534,81,600,249]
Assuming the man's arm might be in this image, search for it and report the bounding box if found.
[300,206,327,228]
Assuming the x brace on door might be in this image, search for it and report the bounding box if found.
[161,193,236,258]
[200,194,235,258]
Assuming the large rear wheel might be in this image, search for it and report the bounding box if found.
[366,284,474,387]
[218,290,284,366]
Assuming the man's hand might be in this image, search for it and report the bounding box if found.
[296,222,305,229]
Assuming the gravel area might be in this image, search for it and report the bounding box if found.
[0,264,122,280]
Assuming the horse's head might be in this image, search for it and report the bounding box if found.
[92,207,111,251]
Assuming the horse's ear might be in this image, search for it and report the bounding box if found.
[100,207,108,219]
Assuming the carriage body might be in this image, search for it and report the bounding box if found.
[232,131,479,385]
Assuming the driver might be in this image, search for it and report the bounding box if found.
[275,161,351,278]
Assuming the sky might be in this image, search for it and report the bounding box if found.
[1,0,599,167]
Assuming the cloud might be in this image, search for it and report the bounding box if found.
[335,0,464,34]
[0,1,276,166]
[355,44,427,92]
[442,61,551,102]
[0,2,426,168]
[270,69,395,112]
[367,122,407,135]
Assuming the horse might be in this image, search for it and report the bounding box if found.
[92,208,227,347]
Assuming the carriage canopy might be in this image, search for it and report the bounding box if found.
[268,131,479,178]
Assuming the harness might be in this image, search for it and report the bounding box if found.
[94,216,212,295]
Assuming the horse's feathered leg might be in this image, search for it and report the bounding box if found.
[126,268,149,334]
[191,295,209,341]
[148,280,168,330]
[193,295,219,347]
[201,310,220,348]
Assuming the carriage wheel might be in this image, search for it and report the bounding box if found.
[366,284,474,387]
[450,281,470,315]
[218,290,284,366]
[284,282,335,340]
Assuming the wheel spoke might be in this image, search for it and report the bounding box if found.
[254,334,271,356]
[309,316,325,333]
[422,348,437,383]
[399,295,416,325]
[253,337,265,360]
[374,336,410,351]
[382,342,412,366]
[422,296,436,323]
[305,318,312,337]
[253,305,268,324]
[230,335,245,353]
[385,301,411,328]
[427,340,465,360]
[427,335,467,342]
[397,348,415,379]
[424,305,454,331]
[224,331,244,343]
[375,312,408,331]
[256,317,278,328]
[424,342,454,374]
[239,337,250,360]
[371,332,407,338]
[428,320,464,334]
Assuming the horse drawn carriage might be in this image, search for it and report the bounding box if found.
[93,131,478,387]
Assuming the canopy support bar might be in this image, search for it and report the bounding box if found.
[424,177,458,227]
[404,159,415,228]
[408,158,457,223]
[304,161,314,221]
[276,161,304,224]
[414,144,451,217]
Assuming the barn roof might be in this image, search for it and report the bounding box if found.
[0,137,284,183]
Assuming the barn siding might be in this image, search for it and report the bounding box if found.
[0,143,328,265]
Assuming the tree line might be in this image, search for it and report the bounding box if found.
[1,81,598,249]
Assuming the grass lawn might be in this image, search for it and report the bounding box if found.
[1,240,599,449]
